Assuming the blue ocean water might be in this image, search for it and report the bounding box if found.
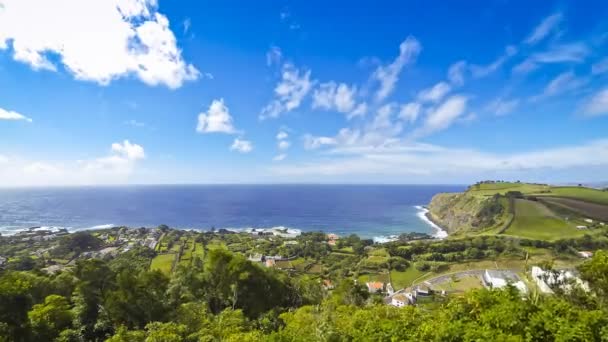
[0,185,464,239]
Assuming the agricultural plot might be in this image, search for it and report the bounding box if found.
[468,182,548,197]
[431,274,484,293]
[539,186,608,205]
[541,197,608,221]
[390,267,429,289]
[150,253,176,275]
[503,199,584,240]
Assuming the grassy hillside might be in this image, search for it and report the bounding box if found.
[503,199,585,240]
[534,186,608,205]
[429,181,608,240]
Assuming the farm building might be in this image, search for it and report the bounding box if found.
[578,251,593,258]
[483,269,527,294]
[391,292,416,307]
[366,281,384,293]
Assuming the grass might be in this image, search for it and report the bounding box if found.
[336,246,354,254]
[538,186,608,205]
[150,253,176,275]
[358,272,390,284]
[307,263,323,274]
[432,275,484,293]
[503,199,584,240]
[368,248,390,257]
[390,267,429,289]
[468,182,548,197]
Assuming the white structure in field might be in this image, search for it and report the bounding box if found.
[483,269,527,294]
[391,292,416,307]
[531,266,589,294]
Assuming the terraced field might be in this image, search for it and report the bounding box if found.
[535,186,608,205]
[540,197,608,221]
[503,199,585,240]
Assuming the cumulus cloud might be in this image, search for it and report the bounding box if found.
[197,99,238,134]
[372,36,421,101]
[230,138,253,153]
[111,140,146,160]
[260,63,313,119]
[399,102,421,123]
[312,81,359,114]
[0,0,199,88]
[414,95,468,137]
[0,107,32,122]
[417,82,451,103]
[485,98,520,116]
[303,134,337,150]
[278,140,290,150]
[447,60,467,86]
[582,88,608,117]
[276,131,288,140]
[525,13,563,45]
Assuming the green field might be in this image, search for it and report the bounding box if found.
[468,182,548,197]
[503,199,584,240]
[536,186,608,205]
[390,267,429,289]
[150,253,176,275]
[358,272,390,285]
[431,275,484,293]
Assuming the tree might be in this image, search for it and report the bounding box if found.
[578,250,608,305]
[28,295,72,341]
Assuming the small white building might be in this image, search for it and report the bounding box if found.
[366,282,384,293]
[391,292,416,307]
[483,269,527,294]
[584,218,594,223]
[578,251,593,259]
[576,225,588,230]
[386,283,395,296]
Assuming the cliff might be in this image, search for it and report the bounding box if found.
[427,192,507,235]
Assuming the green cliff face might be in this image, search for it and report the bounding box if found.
[428,192,508,235]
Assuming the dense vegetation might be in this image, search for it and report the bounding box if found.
[2,227,608,341]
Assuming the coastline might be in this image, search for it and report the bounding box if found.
[415,205,448,239]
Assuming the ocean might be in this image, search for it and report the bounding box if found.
[0,185,464,241]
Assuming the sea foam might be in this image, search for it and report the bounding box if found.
[415,205,448,239]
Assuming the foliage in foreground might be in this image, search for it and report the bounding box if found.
[1,244,608,341]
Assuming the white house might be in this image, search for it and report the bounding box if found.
[366,281,384,293]
[483,269,527,294]
[386,283,395,296]
[576,225,588,230]
[578,251,593,259]
[531,266,554,294]
[391,292,415,307]
[584,218,594,223]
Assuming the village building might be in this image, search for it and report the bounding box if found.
[531,266,589,294]
[578,251,593,259]
[323,279,334,290]
[390,292,416,307]
[482,269,527,294]
[366,281,384,293]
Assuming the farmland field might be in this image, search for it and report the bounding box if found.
[150,253,176,275]
[540,197,608,221]
[468,182,549,197]
[390,267,430,289]
[503,199,584,240]
[538,186,608,205]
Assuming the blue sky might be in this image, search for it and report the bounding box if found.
[1,0,608,186]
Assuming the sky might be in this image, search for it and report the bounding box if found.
[1,0,608,186]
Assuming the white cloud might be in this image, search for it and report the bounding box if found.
[592,57,608,75]
[514,43,590,74]
[272,139,608,181]
[303,134,337,150]
[230,138,253,153]
[447,60,467,86]
[417,81,451,103]
[0,0,199,88]
[0,107,32,122]
[276,131,289,140]
[278,140,290,151]
[399,102,421,123]
[260,63,313,119]
[348,103,368,119]
[183,18,191,34]
[197,99,238,134]
[273,154,287,161]
[372,36,421,101]
[470,46,517,78]
[582,88,608,116]
[414,95,467,137]
[525,13,563,45]
[485,98,519,116]
[312,81,357,113]
[266,46,282,67]
[534,71,587,100]
[111,140,146,160]
[0,155,8,164]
